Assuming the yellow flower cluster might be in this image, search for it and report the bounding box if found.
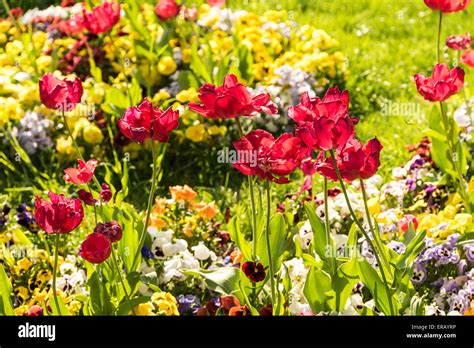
[133,292,179,316]
[417,202,472,240]
[196,6,345,82]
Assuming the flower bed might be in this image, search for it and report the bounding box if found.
[0,0,474,317]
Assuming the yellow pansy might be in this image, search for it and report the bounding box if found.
[175,88,199,103]
[133,302,155,316]
[15,258,32,273]
[185,124,208,143]
[152,90,171,104]
[83,124,104,144]
[56,136,75,157]
[367,198,380,216]
[151,292,179,316]
[182,48,191,64]
[447,214,472,234]
[157,56,177,76]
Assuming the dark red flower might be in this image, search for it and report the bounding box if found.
[34,192,84,234]
[398,215,419,233]
[233,130,305,184]
[39,73,83,111]
[155,0,180,20]
[414,64,464,102]
[26,305,43,316]
[82,1,121,35]
[289,88,355,151]
[64,159,98,185]
[259,304,273,316]
[79,233,111,264]
[242,261,266,282]
[461,49,474,68]
[316,138,382,182]
[189,74,277,119]
[78,189,97,206]
[446,33,472,50]
[424,0,471,12]
[118,98,179,143]
[99,183,112,203]
[94,220,122,243]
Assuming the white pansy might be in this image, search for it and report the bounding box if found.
[192,242,217,261]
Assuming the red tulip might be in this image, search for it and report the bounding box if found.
[414,64,464,102]
[94,220,122,243]
[461,49,474,68]
[39,73,83,111]
[64,159,98,185]
[316,137,382,182]
[289,88,355,151]
[58,14,86,35]
[155,0,180,20]
[398,215,419,233]
[207,0,225,6]
[242,261,266,283]
[79,233,111,264]
[34,192,84,234]
[82,1,121,35]
[233,130,305,184]
[189,74,277,119]
[446,33,472,50]
[118,98,179,143]
[424,0,471,12]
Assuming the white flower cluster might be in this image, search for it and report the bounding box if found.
[20,3,84,26]
[11,111,53,155]
[279,258,313,315]
[54,255,88,297]
[146,227,216,284]
[454,97,474,142]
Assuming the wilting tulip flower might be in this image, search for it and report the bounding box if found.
[82,1,121,35]
[316,137,382,182]
[155,0,180,20]
[34,192,84,234]
[414,64,464,102]
[189,74,277,119]
[242,261,266,283]
[446,33,472,50]
[424,0,471,13]
[78,189,96,206]
[461,49,474,68]
[398,215,419,233]
[64,159,98,185]
[118,98,179,143]
[94,220,122,243]
[233,130,305,184]
[39,73,83,111]
[79,232,111,264]
[289,88,355,151]
[99,183,113,203]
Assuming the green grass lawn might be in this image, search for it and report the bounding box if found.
[235,0,473,176]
